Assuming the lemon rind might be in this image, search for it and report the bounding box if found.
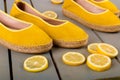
[62,52,86,66]
[51,0,63,4]
[87,43,99,54]
[87,54,111,72]
[43,11,58,19]
[98,43,118,58]
[24,56,48,72]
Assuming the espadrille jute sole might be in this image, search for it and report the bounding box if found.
[54,39,88,48]
[0,39,52,53]
[62,9,120,32]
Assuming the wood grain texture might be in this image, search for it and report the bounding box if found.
[10,51,59,80]
[1,0,120,80]
[48,0,120,79]
[0,0,11,80]
[95,0,120,62]
[6,0,59,80]
[0,46,10,80]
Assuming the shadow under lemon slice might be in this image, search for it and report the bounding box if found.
[62,52,86,66]
[24,55,48,72]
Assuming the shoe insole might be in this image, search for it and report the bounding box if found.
[17,2,65,26]
[75,0,105,13]
[0,11,30,30]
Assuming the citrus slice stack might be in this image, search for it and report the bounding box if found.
[51,0,63,4]
[97,43,118,58]
[87,43,99,54]
[24,55,48,72]
[43,11,57,19]
[87,54,111,72]
[62,52,85,66]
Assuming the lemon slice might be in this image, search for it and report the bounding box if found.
[43,11,57,19]
[87,43,99,54]
[62,52,85,66]
[87,54,111,72]
[24,55,48,72]
[51,0,63,4]
[98,43,118,58]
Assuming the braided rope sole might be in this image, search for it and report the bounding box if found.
[54,39,88,48]
[0,39,53,53]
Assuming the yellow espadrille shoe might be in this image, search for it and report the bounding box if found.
[10,0,88,48]
[89,0,120,16]
[0,10,52,53]
[62,0,120,32]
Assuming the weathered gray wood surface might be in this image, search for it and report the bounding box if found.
[50,0,120,80]
[95,0,120,62]
[6,0,59,80]
[0,0,120,80]
[0,0,11,80]
[0,46,10,80]
[10,51,59,80]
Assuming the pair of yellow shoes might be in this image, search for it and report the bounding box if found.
[62,0,120,32]
[0,0,88,53]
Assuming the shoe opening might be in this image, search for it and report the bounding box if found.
[17,2,65,26]
[0,11,30,30]
[74,0,105,14]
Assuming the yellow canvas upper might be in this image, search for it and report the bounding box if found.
[10,1,88,43]
[0,10,52,47]
[62,0,120,26]
[89,0,120,14]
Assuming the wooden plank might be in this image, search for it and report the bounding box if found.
[88,59,120,80]
[33,0,120,79]
[31,0,94,79]
[0,0,4,11]
[95,32,120,61]
[95,0,120,62]
[52,47,120,80]
[5,0,14,13]
[0,46,10,80]
[6,0,120,80]
[52,32,120,80]
[0,0,11,80]
[11,51,59,80]
[30,0,62,15]
[52,48,92,80]
[6,0,59,80]
[88,0,120,79]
